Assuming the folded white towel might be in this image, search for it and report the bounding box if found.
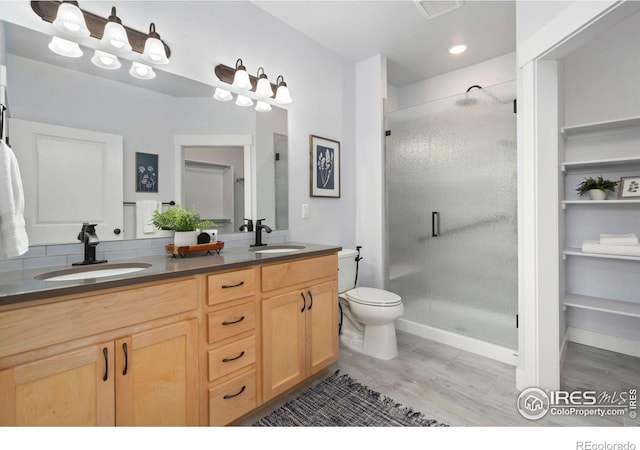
[582,240,640,257]
[599,233,639,246]
[136,200,161,235]
[0,140,29,258]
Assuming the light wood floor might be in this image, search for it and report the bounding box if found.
[241,331,640,426]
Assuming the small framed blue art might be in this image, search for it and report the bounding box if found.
[310,135,341,198]
[136,152,158,193]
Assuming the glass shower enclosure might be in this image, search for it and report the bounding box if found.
[385,80,518,350]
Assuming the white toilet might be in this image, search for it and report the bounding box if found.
[338,249,404,360]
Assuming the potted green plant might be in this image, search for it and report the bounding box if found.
[152,205,215,247]
[576,176,618,201]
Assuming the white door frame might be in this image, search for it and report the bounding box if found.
[516,1,640,390]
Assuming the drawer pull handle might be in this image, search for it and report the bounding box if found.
[102,347,108,382]
[222,316,245,326]
[222,351,245,363]
[308,290,313,310]
[221,281,245,289]
[223,385,246,400]
[122,342,128,376]
[300,292,306,312]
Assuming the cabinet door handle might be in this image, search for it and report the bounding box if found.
[300,292,306,312]
[122,342,128,376]
[221,281,245,289]
[307,290,313,310]
[102,347,108,382]
[432,211,440,237]
[222,351,245,363]
[222,316,245,326]
[223,385,246,400]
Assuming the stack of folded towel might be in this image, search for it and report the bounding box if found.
[581,233,640,257]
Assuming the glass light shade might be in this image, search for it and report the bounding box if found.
[232,69,251,91]
[255,101,272,112]
[91,50,121,70]
[274,84,292,105]
[101,21,132,53]
[235,95,253,107]
[255,77,274,98]
[213,88,233,102]
[142,37,169,65]
[129,61,156,80]
[53,2,90,37]
[48,36,83,58]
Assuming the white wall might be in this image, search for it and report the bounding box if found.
[0,1,355,249]
[563,9,640,126]
[515,1,574,46]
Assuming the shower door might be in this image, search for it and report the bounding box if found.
[385,80,517,349]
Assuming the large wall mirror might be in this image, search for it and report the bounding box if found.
[2,20,288,245]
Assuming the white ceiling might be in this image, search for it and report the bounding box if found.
[253,0,516,87]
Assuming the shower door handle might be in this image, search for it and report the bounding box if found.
[432,211,440,237]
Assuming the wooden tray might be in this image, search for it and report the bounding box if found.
[166,241,224,258]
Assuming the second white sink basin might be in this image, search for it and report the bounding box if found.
[36,263,152,281]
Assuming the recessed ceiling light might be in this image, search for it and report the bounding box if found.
[449,44,467,55]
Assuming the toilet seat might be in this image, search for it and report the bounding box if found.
[344,287,401,307]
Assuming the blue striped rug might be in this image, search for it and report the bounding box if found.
[253,370,448,427]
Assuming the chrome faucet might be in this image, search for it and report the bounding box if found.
[73,223,107,266]
[251,219,272,247]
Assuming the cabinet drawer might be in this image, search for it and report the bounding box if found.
[209,369,257,426]
[208,269,255,305]
[208,336,256,381]
[261,254,337,292]
[207,302,255,344]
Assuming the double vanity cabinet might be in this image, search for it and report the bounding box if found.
[0,245,339,426]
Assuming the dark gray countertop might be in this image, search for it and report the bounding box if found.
[0,242,341,308]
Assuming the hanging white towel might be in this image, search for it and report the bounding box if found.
[599,233,639,246]
[582,240,640,257]
[135,200,161,237]
[0,140,29,258]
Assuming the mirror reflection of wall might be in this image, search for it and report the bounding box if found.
[183,146,244,234]
[3,21,287,245]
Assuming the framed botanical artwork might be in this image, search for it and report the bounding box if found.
[136,152,158,192]
[618,176,640,199]
[310,135,341,198]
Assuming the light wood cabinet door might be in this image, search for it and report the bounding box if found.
[262,290,306,401]
[306,281,339,376]
[0,342,115,426]
[115,319,198,426]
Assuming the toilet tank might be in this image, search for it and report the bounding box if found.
[338,249,359,293]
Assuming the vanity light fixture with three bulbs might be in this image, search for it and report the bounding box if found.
[32,1,171,81]
[213,58,292,112]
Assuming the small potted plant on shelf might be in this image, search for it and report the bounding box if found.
[152,205,215,247]
[576,176,618,201]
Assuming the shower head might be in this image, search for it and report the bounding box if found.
[456,84,512,106]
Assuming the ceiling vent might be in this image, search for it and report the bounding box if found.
[413,1,464,21]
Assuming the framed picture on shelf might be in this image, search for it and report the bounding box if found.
[310,135,340,198]
[617,176,640,199]
[136,152,158,193]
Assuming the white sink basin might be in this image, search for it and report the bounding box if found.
[250,245,305,254]
[36,263,151,281]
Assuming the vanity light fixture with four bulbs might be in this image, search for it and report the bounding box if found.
[31,1,171,80]
[214,58,292,112]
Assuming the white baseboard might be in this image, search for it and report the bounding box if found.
[567,327,640,358]
[396,318,519,366]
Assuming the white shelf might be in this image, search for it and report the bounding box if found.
[562,199,640,209]
[561,156,640,172]
[561,115,640,137]
[563,248,640,262]
[563,294,640,319]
